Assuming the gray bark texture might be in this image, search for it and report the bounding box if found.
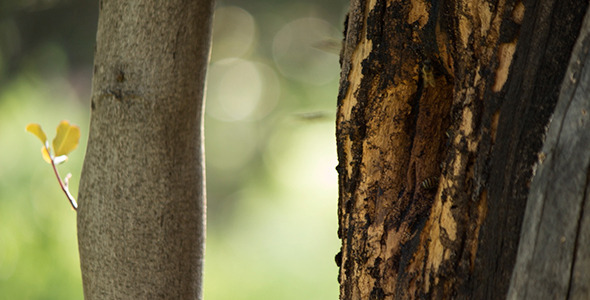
[508,6,590,300]
[77,1,213,299]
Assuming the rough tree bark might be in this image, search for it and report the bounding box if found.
[508,8,590,299]
[77,1,213,299]
[336,0,589,299]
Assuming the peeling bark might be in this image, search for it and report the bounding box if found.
[336,0,589,298]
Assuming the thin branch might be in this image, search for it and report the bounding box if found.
[50,156,78,211]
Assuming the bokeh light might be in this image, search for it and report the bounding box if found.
[206,58,279,122]
[210,6,256,61]
[272,17,340,85]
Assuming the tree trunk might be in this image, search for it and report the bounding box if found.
[508,7,590,299]
[77,1,213,299]
[336,0,588,298]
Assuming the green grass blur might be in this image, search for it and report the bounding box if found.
[1,1,346,299]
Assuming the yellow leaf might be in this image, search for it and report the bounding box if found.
[53,120,81,157]
[26,123,48,144]
[41,146,52,164]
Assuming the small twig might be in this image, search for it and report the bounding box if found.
[64,173,72,188]
[50,153,78,211]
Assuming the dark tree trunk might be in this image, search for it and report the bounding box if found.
[336,0,589,298]
[77,1,213,299]
[508,8,590,299]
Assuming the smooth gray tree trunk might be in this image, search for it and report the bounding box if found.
[77,1,213,299]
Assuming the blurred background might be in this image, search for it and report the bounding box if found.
[0,0,347,299]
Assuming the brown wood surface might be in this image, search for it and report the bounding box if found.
[336,0,589,298]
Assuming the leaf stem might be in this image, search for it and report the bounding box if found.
[50,155,78,210]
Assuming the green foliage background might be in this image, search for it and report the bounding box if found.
[0,0,347,299]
